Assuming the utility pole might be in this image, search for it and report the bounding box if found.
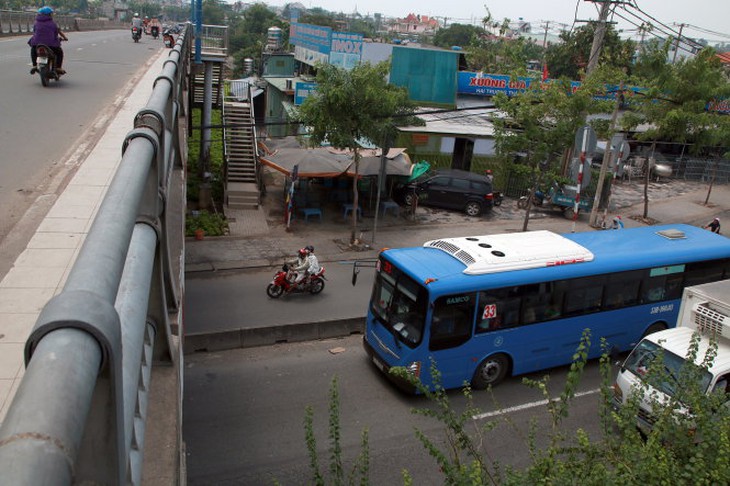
[586,0,613,75]
[672,23,685,63]
[588,81,624,227]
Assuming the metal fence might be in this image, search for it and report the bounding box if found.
[0,24,191,486]
[198,23,228,58]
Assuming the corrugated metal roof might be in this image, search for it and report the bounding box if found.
[399,100,501,137]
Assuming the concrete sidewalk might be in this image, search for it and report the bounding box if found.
[0,48,169,425]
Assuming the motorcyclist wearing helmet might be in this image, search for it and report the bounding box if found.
[131,12,144,29]
[291,246,321,287]
[29,6,68,75]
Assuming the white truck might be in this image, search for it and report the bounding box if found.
[613,279,730,433]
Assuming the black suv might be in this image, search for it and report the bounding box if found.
[396,169,494,216]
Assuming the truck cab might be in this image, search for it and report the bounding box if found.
[613,279,730,434]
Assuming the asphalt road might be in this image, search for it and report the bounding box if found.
[183,334,614,485]
[184,262,376,334]
[0,29,162,279]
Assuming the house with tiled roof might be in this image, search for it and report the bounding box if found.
[388,13,440,36]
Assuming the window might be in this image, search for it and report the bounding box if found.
[685,259,727,287]
[475,288,522,332]
[565,276,605,316]
[430,293,475,350]
[450,178,470,190]
[604,270,642,309]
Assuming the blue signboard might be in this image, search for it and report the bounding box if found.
[294,81,318,105]
[289,23,332,54]
[329,32,363,70]
[457,72,536,97]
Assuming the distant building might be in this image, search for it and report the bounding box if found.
[387,13,440,36]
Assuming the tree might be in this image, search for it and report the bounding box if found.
[296,62,420,245]
[468,36,544,74]
[622,47,730,216]
[202,0,228,26]
[432,23,484,50]
[228,3,286,77]
[545,23,634,79]
[493,73,612,231]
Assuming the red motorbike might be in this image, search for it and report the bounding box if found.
[266,263,326,298]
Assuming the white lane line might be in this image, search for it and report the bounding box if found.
[472,388,601,420]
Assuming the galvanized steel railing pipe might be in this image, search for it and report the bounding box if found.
[0,24,191,485]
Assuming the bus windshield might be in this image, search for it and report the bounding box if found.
[624,340,713,396]
[370,257,428,347]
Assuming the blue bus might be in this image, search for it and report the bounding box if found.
[362,225,730,391]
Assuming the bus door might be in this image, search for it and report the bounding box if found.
[428,293,477,389]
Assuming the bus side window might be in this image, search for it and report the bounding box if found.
[521,283,549,324]
[430,293,475,351]
[685,260,725,287]
[476,292,501,333]
[604,270,642,309]
[565,276,605,316]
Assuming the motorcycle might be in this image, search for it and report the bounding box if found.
[266,263,326,298]
[131,26,141,43]
[163,30,174,48]
[35,44,62,87]
[150,25,159,39]
[492,191,503,207]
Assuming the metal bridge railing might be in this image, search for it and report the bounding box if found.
[0,24,191,486]
[198,23,228,59]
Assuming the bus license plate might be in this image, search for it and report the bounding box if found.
[372,356,385,372]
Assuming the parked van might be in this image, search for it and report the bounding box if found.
[613,279,730,433]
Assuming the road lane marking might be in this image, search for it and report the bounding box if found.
[472,388,600,420]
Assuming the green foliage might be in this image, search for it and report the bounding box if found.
[545,23,635,79]
[187,108,225,205]
[468,36,544,74]
[296,61,420,243]
[492,72,612,229]
[391,362,500,485]
[228,3,287,76]
[303,377,371,486]
[185,210,227,237]
[202,0,229,26]
[432,23,485,50]
[622,47,730,155]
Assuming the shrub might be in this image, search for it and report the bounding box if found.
[185,210,228,237]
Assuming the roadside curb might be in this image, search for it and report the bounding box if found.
[184,316,365,353]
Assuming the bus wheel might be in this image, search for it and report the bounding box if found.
[472,353,509,389]
[642,322,666,338]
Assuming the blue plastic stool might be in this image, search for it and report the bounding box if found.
[300,208,323,223]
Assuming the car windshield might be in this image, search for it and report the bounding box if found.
[370,257,428,347]
[624,340,713,396]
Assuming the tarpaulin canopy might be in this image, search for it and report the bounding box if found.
[259,147,354,178]
[326,148,414,177]
[259,143,414,178]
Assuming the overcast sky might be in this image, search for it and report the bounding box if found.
[262,0,730,44]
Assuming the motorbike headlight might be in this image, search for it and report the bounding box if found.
[406,361,421,378]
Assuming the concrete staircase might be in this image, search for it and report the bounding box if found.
[223,100,260,209]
